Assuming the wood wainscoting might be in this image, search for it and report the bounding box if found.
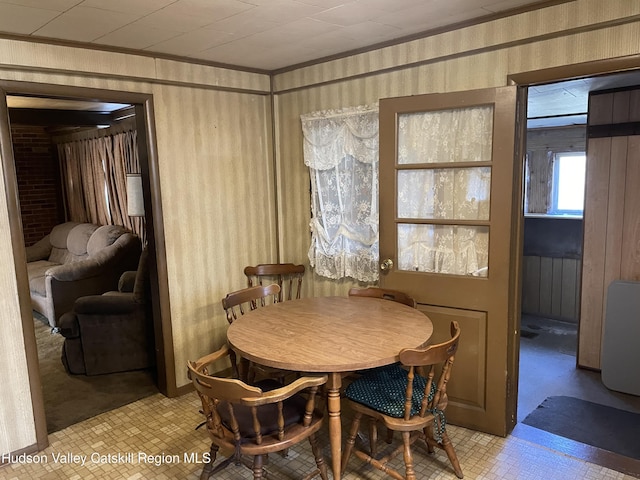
[522,255,581,322]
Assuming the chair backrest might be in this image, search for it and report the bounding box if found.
[132,246,150,303]
[221,284,280,324]
[348,286,417,308]
[188,345,326,447]
[244,263,305,302]
[398,321,461,421]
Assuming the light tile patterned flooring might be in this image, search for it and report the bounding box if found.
[1,391,634,480]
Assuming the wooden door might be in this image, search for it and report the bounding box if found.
[379,87,521,436]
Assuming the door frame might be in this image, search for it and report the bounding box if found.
[0,80,176,451]
[508,56,640,424]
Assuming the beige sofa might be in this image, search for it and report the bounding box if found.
[26,222,142,329]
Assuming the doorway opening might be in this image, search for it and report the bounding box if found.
[515,73,640,471]
[5,83,166,436]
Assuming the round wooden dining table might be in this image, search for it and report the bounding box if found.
[226,295,433,480]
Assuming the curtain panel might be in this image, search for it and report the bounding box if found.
[301,105,379,283]
[56,127,144,242]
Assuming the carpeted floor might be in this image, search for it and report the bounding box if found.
[523,395,640,460]
[34,313,158,433]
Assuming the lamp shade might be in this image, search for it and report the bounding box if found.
[126,174,145,217]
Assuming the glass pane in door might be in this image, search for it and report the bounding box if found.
[396,104,494,277]
[398,106,494,164]
[397,224,489,276]
[397,167,491,220]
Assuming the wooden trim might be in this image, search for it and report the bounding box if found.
[507,85,528,433]
[136,99,176,398]
[397,219,491,227]
[268,76,282,262]
[0,80,156,104]
[588,121,640,138]
[399,161,493,169]
[508,54,640,87]
[0,63,270,97]
[0,87,49,451]
[275,14,640,95]
[175,382,194,397]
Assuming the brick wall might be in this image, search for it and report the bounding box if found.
[12,126,64,246]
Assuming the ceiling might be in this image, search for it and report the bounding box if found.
[0,0,556,72]
[2,0,640,127]
[527,70,640,128]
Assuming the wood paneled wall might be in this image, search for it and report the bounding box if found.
[579,87,640,369]
[152,84,276,386]
[522,256,581,321]
[3,0,640,458]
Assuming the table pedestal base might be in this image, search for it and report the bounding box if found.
[327,372,343,480]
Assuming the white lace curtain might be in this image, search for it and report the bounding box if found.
[395,106,493,277]
[301,105,379,282]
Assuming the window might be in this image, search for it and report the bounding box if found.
[301,105,379,283]
[550,152,586,216]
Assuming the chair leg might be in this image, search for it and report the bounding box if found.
[422,426,436,454]
[440,431,464,479]
[422,426,463,478]
[252,454,264,479]
[385,427,394,445]
[369,419,378,456]
[341,412,362,475]
[200,444,218,480]
[401,431,416,480]
[239,356,251,382]
[309,432,329,480]
[247,362,257,385]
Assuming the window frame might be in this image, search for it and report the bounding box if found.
[549,151,586,217]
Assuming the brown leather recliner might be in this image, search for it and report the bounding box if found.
[58,248,155,376]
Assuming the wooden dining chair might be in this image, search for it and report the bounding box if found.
[244,263,305,302]
[348,286,419,451]
[348,286,417,308]
[221,284,288,384]
[341,321,463,480]
[188,344,329,480]
[222,284,280,324]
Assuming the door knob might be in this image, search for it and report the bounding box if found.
[380,259,394,271]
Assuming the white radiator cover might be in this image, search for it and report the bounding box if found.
[601,280,640,396]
